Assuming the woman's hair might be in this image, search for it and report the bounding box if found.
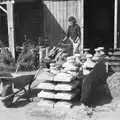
[68,16,77,24]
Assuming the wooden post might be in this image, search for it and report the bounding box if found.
[78,0,84,51]
[114,0,118,49]
[6,1,15,58]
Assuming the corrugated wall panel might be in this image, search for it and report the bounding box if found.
[43,0,83,47]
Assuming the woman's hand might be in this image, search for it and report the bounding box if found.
[63,36,67,42]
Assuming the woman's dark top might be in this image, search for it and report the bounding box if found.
[66,24,81,43]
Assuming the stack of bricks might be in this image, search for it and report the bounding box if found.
[37,56,82,109]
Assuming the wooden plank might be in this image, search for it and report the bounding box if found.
[0,5,7,13]
[6,1,15,58]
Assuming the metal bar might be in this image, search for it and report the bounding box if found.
[114,0,118,49]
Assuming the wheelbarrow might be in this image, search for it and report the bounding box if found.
[0,71,36,107]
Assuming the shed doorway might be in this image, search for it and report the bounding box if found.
[84,0,114,49]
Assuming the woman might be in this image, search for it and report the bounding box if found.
[63,16,81,55]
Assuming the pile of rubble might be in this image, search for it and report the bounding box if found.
[107,72,120,98]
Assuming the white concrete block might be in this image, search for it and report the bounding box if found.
[38,90,56,99]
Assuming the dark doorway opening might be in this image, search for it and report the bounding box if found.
[14,0,44,46]
[84,0,114,49]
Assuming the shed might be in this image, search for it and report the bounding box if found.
[0,0,83,58]
[0,0,119,58]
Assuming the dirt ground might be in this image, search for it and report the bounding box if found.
[1,71,120,120]
[0,97,120,120]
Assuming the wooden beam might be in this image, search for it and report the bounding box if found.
[0,5,7,13]
[0,0,14,5]
[0,1,8,5]
[114,0,118,49]
[6,1,15,58]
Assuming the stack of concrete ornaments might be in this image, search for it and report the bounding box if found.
[37,54,82,109]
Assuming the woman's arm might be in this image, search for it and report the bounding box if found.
[63,26,70,41]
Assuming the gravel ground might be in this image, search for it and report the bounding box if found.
[0,98,120,120]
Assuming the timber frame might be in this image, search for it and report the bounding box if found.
[0,0,15,58]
